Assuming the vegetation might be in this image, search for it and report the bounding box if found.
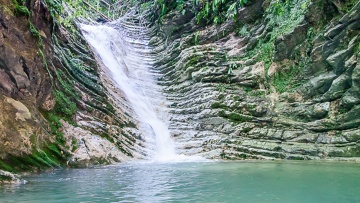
[152,0,252,25]
[0,0,117,172]
[14,4,30,16]
[219,110,251,122]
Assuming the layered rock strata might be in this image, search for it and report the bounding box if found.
[152,0,360,160]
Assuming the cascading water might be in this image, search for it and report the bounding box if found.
[81,21,178,162]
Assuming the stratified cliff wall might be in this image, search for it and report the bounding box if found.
[0,0,143,174]
[152,0,360,160]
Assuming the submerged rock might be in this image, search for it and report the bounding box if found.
[0,170,20,184]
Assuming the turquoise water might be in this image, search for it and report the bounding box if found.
[0,161,359,202]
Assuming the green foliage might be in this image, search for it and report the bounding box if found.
[0,141,67,172]
[216,83,227,92]
[237,25,250,37]
[46,113,62,134]
[29,22,40,38]
[219,110,251,122]
[0,160,14,172]
[32,150,60,167]
[44,112,67,145]
[249,90,265,97]
[257,41,275,71]
[265,0,309,41]
[48,0,63,17]
[211,102,228,109]
[71,138,78,152]
[54,90,77,119]
[14,5,30,16]
[12,0,30,17]
[194,31,200,45]
[194,0,245,25]
[154,0,251,25]
[55,70,79,99]
[340,0,358,13]
[186,54,202,68]
[272,64,302,93]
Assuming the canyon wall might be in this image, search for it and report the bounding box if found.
[152,0,360,160]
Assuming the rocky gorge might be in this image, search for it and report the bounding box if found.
[0,0,359,183]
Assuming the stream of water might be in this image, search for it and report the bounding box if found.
[81,21,179,161]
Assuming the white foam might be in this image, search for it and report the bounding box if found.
[81,23,186,161]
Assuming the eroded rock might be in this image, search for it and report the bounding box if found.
[0,170,20,184]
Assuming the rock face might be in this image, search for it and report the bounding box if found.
[0,0,141,172]
[0,0,56,164]
[61,121,129,167]
[151,0,360,160]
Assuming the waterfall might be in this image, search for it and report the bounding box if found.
[80,22,177,162]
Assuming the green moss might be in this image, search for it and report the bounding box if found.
[186,55,202,69]
[272,64,302,93]
[42,112,67,146]
[216,84,227,92]
[237,153,248,159]
[54,90,77,119]
[341,0,358,13]
[71,138,78,152]
[219,110,251,122]
[211,102,228,109]
[1,143,67,172]
[46,144,63,158]
[0,175,13,181]
[12,0,30,17]
[249,90,266,97]
[14,5,30,16]
[105,102,115,114]
[0,160,14,172]
[9,155,40,171]
[55,70,79,99]
[354,43,359,54]
[329,146,360,157]
[233,96,241,101]
[32,150,60,167]
[29,22,41,39]
[258,42,274,71]
[101,133,114,143]
[243,87,253,93]
[126,121,136,128]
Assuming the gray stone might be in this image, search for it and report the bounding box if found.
[0,170,20,184]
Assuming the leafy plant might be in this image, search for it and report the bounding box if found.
[194,31,200,45]
[272,64,303,93]
[237,25,250,37]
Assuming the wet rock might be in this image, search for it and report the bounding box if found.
[299,72,337,98]
[0,70,16,95]
[5,97,31,121]
[62,120,129,167]
[235,0,264,24]
[320,74,351,101]
[0,170,20,184]
[342,63,360,108]
[274,23,308,62]
[326,41,355,75]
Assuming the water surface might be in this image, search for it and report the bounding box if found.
[1,161,359,202]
